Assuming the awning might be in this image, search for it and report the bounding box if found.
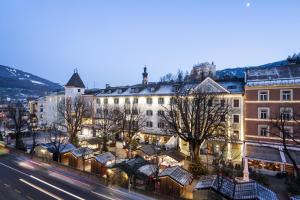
[246,145,282,163]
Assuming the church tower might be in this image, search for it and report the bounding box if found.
[142,66,148,85]
[65,69,85,100]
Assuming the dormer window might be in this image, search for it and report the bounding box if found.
[150,87,155,92]
[118,89,123,94]
[108,90,111,94]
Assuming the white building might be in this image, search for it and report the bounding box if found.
[93,66,244,159]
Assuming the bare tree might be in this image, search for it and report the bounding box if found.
[119,103,146,158]
[269,108,300,179]
[28,113,38,154]
[7,102,28,149]
[58,96,91,147]
[162,87,231,162]
[94,105,122,152]
[48,125,69,162]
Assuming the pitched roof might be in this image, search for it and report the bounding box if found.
[160,149,186,162]
[138,144,157,156]
[158,166,192,186]
[71,147,93,158]
[40,143,75,154]
[95,152,115,165]
[195,175,278,200]
[65,72,85,88]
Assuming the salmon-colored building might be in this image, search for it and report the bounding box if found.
[244,61,300,175]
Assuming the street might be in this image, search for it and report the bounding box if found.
[0,150,154,200]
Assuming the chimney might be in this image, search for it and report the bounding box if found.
[105,84,110,88]
[142,66,148,85]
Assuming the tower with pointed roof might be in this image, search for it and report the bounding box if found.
[65,69,85,100]
[142,66,148,85]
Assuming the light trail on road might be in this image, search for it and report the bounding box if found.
[19,178,63,200]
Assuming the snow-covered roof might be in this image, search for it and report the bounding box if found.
[71,147,93,158]
[246,63,300,86]
[138,144,157,156]
[138,164,157,176]
[96,78,243,97]
[95,152,115,165]
[40,142,75,154]
[195,175,278,200]
[158,166,192,186]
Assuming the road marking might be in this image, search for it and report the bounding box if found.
[4,183,10,187]
[0,162,85,200]
[26,195,35,200]
[14,189,21,194]
[0,162,28,176]
[19,179,63,200]
[91,191,116,200]
[30,175,85,200]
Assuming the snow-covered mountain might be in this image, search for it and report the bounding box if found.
[0,65,63,101]
[216,59,291,80]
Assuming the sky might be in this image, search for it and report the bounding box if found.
[0,1,300,88]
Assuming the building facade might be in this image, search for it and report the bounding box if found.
[244,61,300,175]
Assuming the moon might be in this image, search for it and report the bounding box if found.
[246,2,251,7]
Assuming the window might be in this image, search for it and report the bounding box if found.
[146,110,153,116]
[146,97,152,104]
[96,98,100,105]
[132,109,138,115]
[146,121,153,128]
[208,99,213,107]
[125,98,130,104]
[157,110,164,116]
[233,99,240,108]
[133,98,138,104]
[233,115,239,123]
[280,107,293,121]
[258,107,269,119]
[281,90,292,101]
[40,108,43,112]
[96,108,101,114]
[125,109,131,115]
[281,126,293,138]
[114,98,119,104]
[104,98,108,105]
[158,97,164,104]
[258,125,269,137]
[233,130,239,140]
[78,89,81,92]
[170,97,176,104]
[220,99,225,107]
[220,115,226,122]
[158,122,165,128]
[258,90,269,101]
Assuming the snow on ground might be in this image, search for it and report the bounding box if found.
[30,80,46,85]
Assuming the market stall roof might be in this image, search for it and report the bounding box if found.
[138,144,157,156]
[195,175,278,200]
[40,143,75,154]
[138,164,157,177]
[158,166,192,187]
[116,156,150,179]
[95,152,115,165]
[71,147,93,158]
[159,149,186,162]
[82,137,102,145]
[246,145,282,163]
